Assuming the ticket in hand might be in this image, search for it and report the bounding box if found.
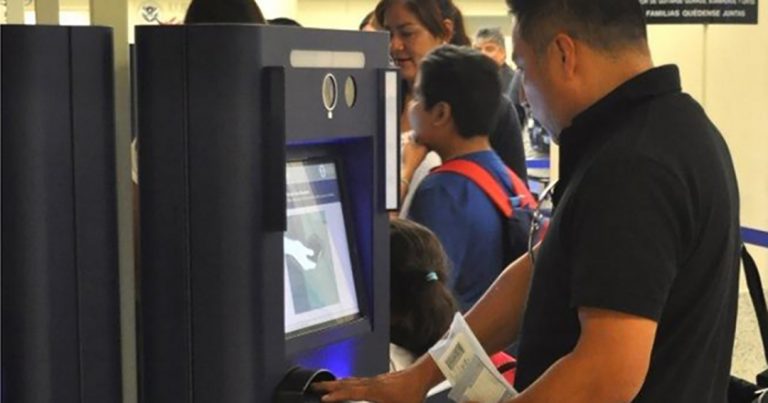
[429,313,517,403]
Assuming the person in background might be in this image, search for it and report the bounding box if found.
[474,27,553,195]
[268,17,302,27]
[359,10,382,31]
[373,0,527,217]
[317,0,741,401]
[184,0,266,24]
[389,218,457,371]
[473,27,525,128]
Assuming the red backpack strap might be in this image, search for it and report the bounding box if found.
[490,351,517,385]
[504,166,537,210]
[432,159,514,218]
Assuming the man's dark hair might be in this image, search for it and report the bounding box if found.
[184,0,266,24]
[375,0,471,46]
[418,45,501,138]
[506,0,647,52]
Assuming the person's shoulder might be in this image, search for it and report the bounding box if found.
[416,161,488,203]
[460,150,507,173]
[618,91,720,164]
[421,152,510,203]
[629,89,706,132]
[412,171,460,203]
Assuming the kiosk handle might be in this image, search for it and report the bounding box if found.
[263,67,287,232]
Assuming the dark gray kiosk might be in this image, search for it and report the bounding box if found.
[1,26,122,402]
[136,25,397,402]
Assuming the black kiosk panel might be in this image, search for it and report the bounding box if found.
[137,25,393,402]
[1,25,122,403]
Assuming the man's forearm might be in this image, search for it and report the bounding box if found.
[464,252,534,355]
[510,307,654,403]
[509,350,638,403]
[403,350,447,393]
[511,351,603,403]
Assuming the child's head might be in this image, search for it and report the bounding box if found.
[390,218,458,356]
[408,45,502,154]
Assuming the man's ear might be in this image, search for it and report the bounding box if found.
[551,33,577,79]
[432,101,453,127]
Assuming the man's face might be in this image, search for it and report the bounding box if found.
[473,39,506,67]
[512,26,566,138]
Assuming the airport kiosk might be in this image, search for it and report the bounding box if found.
[136,25,396,402]
[1,26,122,402]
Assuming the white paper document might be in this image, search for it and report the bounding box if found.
[429,314,517,403]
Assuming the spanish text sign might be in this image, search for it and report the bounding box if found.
[639,0,758,24]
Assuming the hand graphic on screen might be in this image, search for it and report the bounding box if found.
[284,235,318,271]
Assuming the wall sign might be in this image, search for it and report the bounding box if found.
[640,0,758,24]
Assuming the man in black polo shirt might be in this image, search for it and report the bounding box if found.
[317,0,741,401]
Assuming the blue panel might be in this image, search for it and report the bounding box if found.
[296,339,359,379]
[526,158,550,169]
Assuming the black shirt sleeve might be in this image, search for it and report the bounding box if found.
[566,154,693,321]
[490,95,528,185]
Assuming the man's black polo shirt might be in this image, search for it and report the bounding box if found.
[514,65,741,402]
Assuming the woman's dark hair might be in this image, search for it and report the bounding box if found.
[375,0,471,46]
[359,11,377,30]
[419,45,501,138]
[184,0,266,24]
[390,218,458,356]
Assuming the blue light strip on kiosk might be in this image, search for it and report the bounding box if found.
[743,227,768,248]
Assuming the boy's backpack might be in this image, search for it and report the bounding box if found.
[432,159,537,265]
[490,351,517,385]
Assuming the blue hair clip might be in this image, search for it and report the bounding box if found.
[425,271,439,282]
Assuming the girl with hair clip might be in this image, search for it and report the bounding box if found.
[389,218,458,371]
[389,218,518,382]
[374,0,527,217]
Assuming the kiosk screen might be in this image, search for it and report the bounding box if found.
[284,161,361,337]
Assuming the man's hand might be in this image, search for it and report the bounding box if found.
[313,369,430,403]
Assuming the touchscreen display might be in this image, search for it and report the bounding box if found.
[284,161,360,337]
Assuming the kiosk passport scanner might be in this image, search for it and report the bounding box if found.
[136,25,397,402]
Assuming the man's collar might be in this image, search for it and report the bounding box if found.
[553,65,682,205]
[561,65,682,149]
